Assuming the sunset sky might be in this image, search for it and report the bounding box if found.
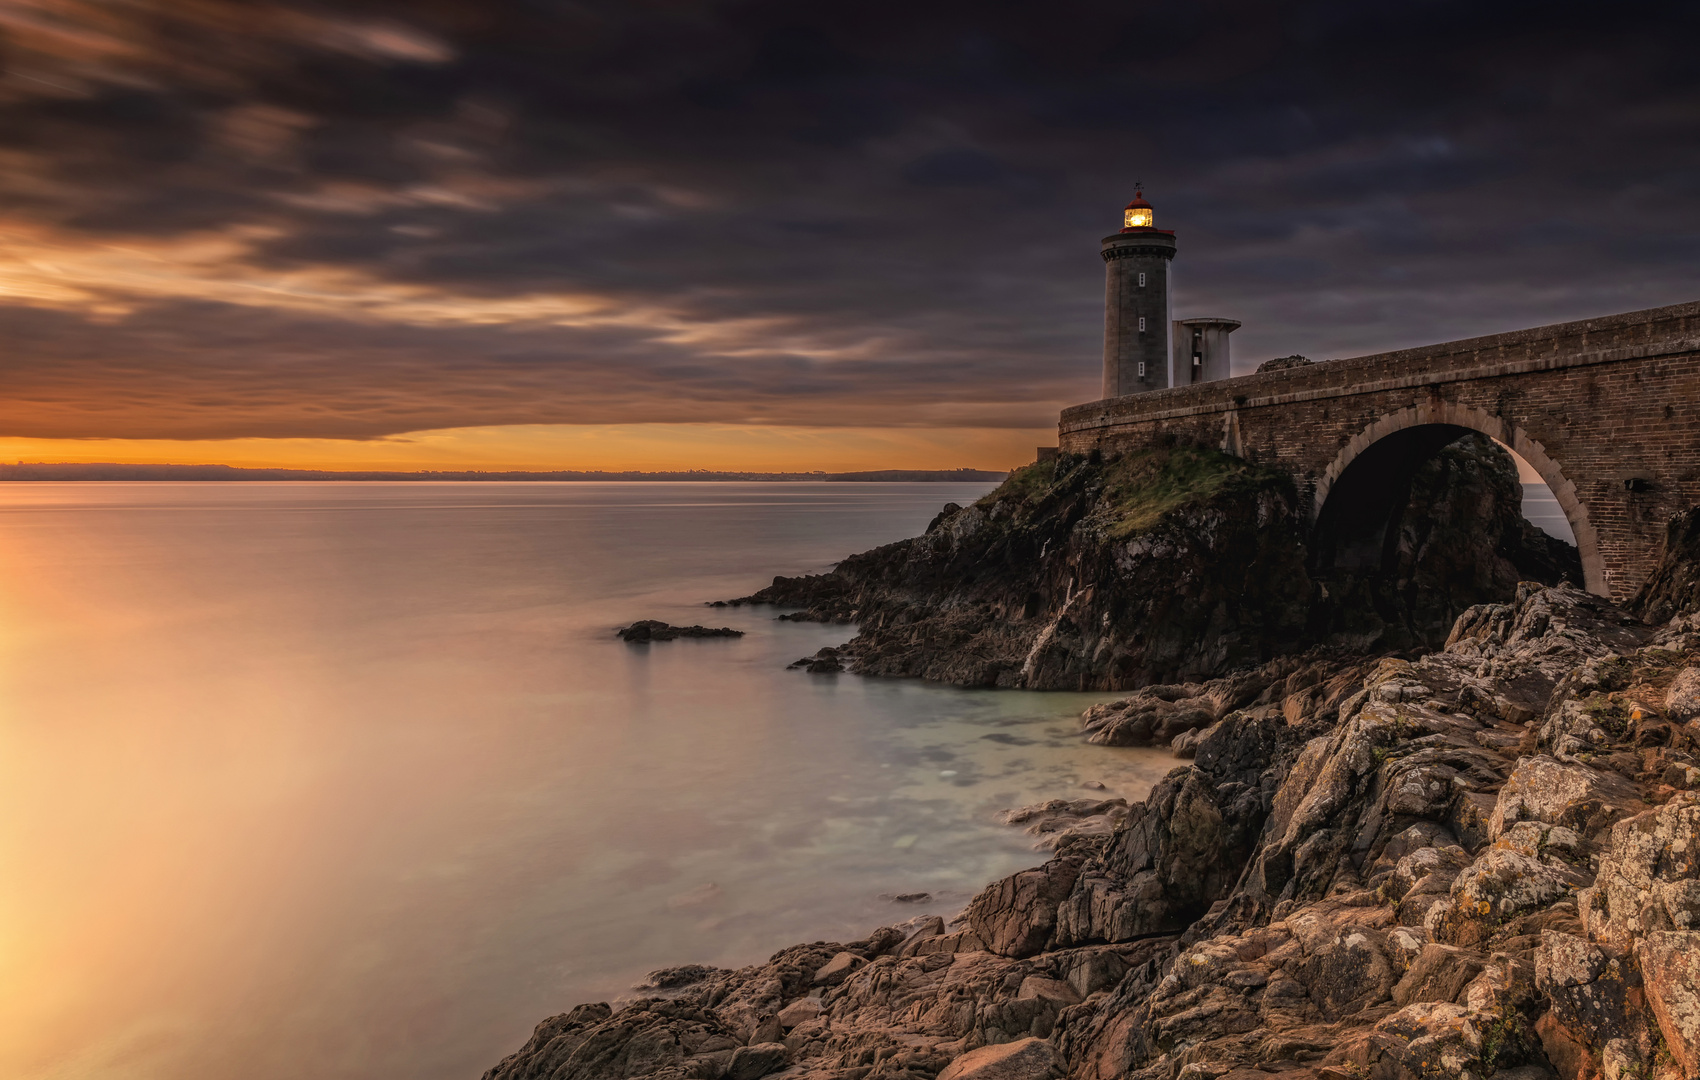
[1,1,1697,471]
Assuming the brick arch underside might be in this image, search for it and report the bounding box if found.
[1310,401,1606,597]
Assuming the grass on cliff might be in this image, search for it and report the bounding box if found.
[981,446,1292,539]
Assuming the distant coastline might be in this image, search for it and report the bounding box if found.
[0,463,1008,483]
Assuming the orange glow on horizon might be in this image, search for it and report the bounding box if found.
[0,424,1053,474]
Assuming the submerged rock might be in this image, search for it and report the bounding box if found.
[616,620,744,642]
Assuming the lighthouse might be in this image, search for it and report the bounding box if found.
[1099,190,1239,397]
[1100,189,1175,397]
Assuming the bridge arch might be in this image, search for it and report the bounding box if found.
[1309,400,1606,596]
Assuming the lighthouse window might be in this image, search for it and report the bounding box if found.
[1138,272,1146,287]
[1137,317,1146,331]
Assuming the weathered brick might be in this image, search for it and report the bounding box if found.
[1058,300,1700,599]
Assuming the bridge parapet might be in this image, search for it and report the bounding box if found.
[1058,299,1700,601]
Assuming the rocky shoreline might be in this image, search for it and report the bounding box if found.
[483,483,1700,1080]
[722,440,1580,691]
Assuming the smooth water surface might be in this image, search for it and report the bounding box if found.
[0,483,1173,1080]
[1521,482,1576,544]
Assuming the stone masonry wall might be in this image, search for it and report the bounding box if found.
[1058,300,1700,600]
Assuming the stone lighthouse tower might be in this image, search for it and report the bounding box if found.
[1101,189,1175,397]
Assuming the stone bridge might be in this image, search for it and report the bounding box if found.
[1058,299,1700,600]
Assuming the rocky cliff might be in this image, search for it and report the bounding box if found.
[729,437,1579,690]
[1634,507,1700,625]
[485,519,1700,1080]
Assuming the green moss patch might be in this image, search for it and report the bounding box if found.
[978,446,1292,539]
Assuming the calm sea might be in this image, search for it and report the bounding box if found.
[1522,482,1576,544]
[0,483,1174,1080]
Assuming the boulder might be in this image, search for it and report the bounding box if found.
[1487,755,1637,842]
[775,998,821,1029]
[1387,844,1471,903]
[727,1042,788,1080]
[812,952,866,986]
[1016,976,1081,1006]
[1666,667,1700,723]
[896,916,948,957]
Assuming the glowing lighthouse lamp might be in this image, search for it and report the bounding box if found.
[1123,190,1155,230]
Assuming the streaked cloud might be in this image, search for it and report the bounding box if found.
[0,0,1694,463]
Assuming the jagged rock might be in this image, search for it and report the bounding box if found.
[1635,931,1700,1076]
[1433,846,1591,947]
[1285,918,1399,1020]
[1060,948,1128,999]
[728,439,1575,689]
[935,1037,1056,1080]
[812,952,866,986]
[1581,797,1700,950]
[639,964,727,990]
[1391,845,1473,926]
[1633,507,1700,624]
[1534,929,1643,1068]
[1386,842,1471,901]
[1393,943,1489,1005]
[1055,718,1275,946]
[1000,798,1129,850]
[787,647,845,673]
[481,1003,615,1080]
[896,916,947,956]
[1372,1001,1485,1079]
[486,534,1700,1080]
[1079,651,1372,747]
[481,998,744,1080]
[733,447,1317,689]
[964,855,1083,958]
[907,927,988,956]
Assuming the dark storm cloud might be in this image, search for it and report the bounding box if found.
[2,0,1697,439]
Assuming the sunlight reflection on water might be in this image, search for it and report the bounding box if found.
[0,482,1174,1080]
